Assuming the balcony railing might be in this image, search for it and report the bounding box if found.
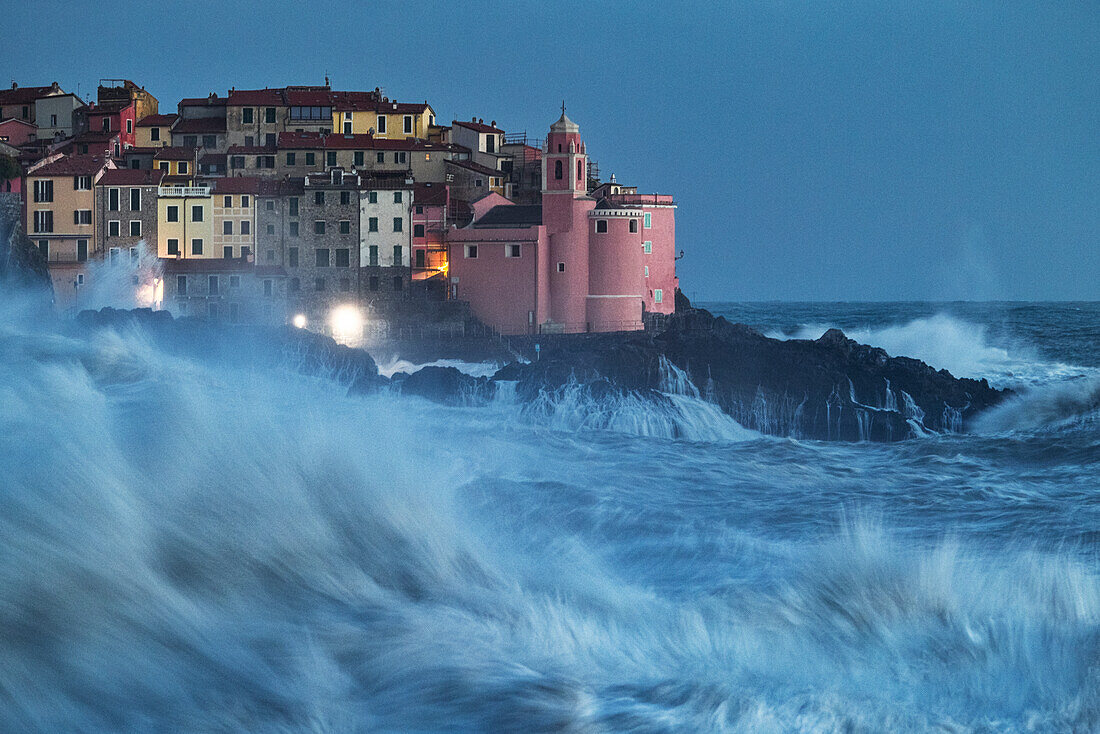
[158,186,211,197]
[607,193,675,206]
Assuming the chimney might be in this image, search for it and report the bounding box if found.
[10,81,16,89]
[490,120,496,128]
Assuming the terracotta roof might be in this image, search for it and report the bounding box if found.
[154,147,198,161]
[136,113,178,127]
[172,117,226,134]
[213,176,269,193]
[98,168,165,186]
[227,145,276,154]
[0,85,61,106]
[0,118,36,129]
[226,88,285,106]
[161,175,194,186]
[359,170,414,189]
[283,87,332,106]
[413,182,448,207]
[179,95,226,107]
[276,131,460,153]
[453,119,505,134]
[30,154,112,177]
[474,204,542,228]
[447,159,501,177]
[199,152,227,164]
[125,146,158,155]
[164,257,286,276]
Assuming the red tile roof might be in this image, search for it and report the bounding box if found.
[0,85,61,106]
[0,118,36,129]
[154,147,198,160]
[413,182,448,207]
[179,95,226,108]
[30,154,112,177]
[453,119,505,134]
[164,257,285,276]
[226,88,285,106]
[136,113,178,127]
[227,145,276,154]
[447,159,502,177]
[125,147,159,155]
[171,116,227,134]
[98,168,166,186]
[199,152,227,164]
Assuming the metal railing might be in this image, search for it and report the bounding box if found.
[158,186,211,197]
[607,193,674,206]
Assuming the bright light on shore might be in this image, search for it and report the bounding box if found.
[329,305,363,341]
[292,314,307,329]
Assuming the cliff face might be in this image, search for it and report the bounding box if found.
[0,195,53,297]
[494,308,1008,441]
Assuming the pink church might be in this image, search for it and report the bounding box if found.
[447,112,678,334]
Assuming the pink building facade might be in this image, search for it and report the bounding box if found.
[447,112,677,335]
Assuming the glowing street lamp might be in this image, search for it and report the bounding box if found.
[292,313,307,329]
[329,305,363,342]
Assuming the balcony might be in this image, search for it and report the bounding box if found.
[158,186,212,197]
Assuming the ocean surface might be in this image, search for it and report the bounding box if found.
[2,300,1099,732]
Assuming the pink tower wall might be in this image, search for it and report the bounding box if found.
[587,214,645,331]
[643,206,677,314]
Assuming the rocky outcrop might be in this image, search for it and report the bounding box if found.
[0,198,53,298]
[494,307,1007,441]
[396,366,492,405]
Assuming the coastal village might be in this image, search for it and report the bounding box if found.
[0,79,678,339]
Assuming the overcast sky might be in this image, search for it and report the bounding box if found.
[8,0,1097,300]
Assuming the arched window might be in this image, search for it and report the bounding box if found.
[554,160,563,180]
[577,159,583,183]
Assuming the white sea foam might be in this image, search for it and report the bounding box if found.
[375,356,502,379]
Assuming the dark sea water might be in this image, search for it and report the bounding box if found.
[2,301,1099,732]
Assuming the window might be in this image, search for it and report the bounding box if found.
[257,156,275,169]
[150,127,160,141]
[74,175,92,190]
[339,220,350,234]
[368,245,378,266]
[289,197,299,216]
[288,247,299,267]
[314,277,325,291]
[507,244,521,258]
[314,220,325,234]
[354,151,364,167]
[595,220,607,233]
[392,276,402,291]
[108,187,120,210]
[266,224,275,235]
[223,246,233,258]
[340,190,350,205]
[223,221,234,235]
[305,152,315,166]
[265,200,274,211]
[108,220,120,237]
[74,210,92,225]
[376,115,386,133]
[643,241,652,254]
[368,191,377,204]
[557,262,565,273]
[392,217,402,232]
[242,108,254,124]
[289,277,299,292]
[38,240,48,259]
[208,275,219,295]
[130,246,140,264]
[326,151,337,167]
[191,205,203,222]
[263,279,273,297]
[167,205,179,222]
[77,273,84,285]
[392,245,402,265]
[265,107,276,124]
[33,179,53,202]
[290,221,299,237]
[191,238,203,255]
[644,265,649,277]
[403,115,413,134]
[208,303,219,320]
[486,135,495,154]
[167,238,179,255]
[415,205,424,214]
[376,152,385,164]
[314,191,324,205]
[578,159,583,183]
[203,135,216,148]
[103,118,111,132]
[554,160,563,180]
[413,224,425,238]
[315,248,330,267]
[32,210,53,233]
[286,152,296,166]
[368,217,378,232]
[241,220,250,235]
[223,195,233,207]
[229,303,240,323]
[266,248,274,261]
[129,220,141,237]
[230,156,244,169]
[395,151,406,164]
[335,248,350,267]
[464,245,478,259]
[654,289,663,303]
[177,275,187,295]
[77,239,88,262]
[393,191,402,203]
[109,247,120,264]
[415,249,425,268]
[369,275,379,291]
[644,212,652,229]
[126,187,139,211]
[241,196,249,208]
[629,219,638,233]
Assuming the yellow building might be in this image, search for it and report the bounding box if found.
[157,183,214,259]
[25,154,115,308]
[135,113,177,147]
[211,178,261,260]
[331,96,435,140]
[154,147,198,177]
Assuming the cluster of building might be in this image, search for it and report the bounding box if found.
[1,79,678,337]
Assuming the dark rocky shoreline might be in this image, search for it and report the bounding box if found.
[71,302,1009,443]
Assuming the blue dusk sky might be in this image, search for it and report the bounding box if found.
[7,0,1097,301]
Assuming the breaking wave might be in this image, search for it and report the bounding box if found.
[766,313,1088,387]
[972,375,1100,434]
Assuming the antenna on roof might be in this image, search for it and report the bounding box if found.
[561,100,566,115]
[324,72,330,87]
